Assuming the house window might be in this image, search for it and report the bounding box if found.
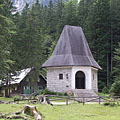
[59,74,63,79]
[24,86,27,90]
[66,74,68,79]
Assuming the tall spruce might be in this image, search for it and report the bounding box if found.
[89,0,111,89]
[0,0,16,97]
[0,0,119,92]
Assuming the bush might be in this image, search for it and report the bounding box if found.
[110,80,120,96]
[104,102,111,106]
[104,102,117,107]
[39,88,67,96]
[102,86,109,94]
[110,103,116,107]
[14,95,20,102]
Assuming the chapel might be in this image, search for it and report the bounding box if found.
[42,25,101,95]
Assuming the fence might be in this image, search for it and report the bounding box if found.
[46,95,120,105]
[14,94,120,105]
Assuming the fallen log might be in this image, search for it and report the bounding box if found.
[0,100,5,104]
[6,115,27,120]
[0,105,43,120]
[21,105,42,120]
[39,95,53,106]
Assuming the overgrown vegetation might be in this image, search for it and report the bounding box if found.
[0,0,120,96]
[110,81,120,96]
[104,102,120,107]
[39,88,67,96]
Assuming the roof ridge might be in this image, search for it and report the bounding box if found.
[66,26,75,65]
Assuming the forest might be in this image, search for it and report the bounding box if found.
[0,0,120,94]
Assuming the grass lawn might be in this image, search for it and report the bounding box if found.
[0,97,14,102]
[0,101,120,120]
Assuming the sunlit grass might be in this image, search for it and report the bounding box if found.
[0,97,14,102]
[0,101,120,120]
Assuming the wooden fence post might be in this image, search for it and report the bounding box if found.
[113,97,116,102]
[83,97,85,105]
[66,98,68,105]
[99,97,101,104]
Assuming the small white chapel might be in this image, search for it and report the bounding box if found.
[42,25,101,96]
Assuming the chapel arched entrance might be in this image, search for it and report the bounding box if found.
[75,71,85,89]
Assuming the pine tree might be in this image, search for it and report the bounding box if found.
[112,43,120,80]
[88,0,111,89]
[0,0,15,76]
[64,0,78,26]
[110,42,120,96]
[110,0,120,81]
[0,0,16,97]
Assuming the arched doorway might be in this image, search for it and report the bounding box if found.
[75,71,85,89]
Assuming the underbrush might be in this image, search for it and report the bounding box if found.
[104,102,120,107]
[39,88,68,96]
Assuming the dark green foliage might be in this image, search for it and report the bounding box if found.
[104,102,117,107]
[0,0,16,97]
[104,102,111,106]
[102,86,109,94]
[14,95,20,102]
[40,88,67,96]
[112,43,120,78]
[110,43,120,96]
[0,0,120,93]
[110,80,120,96]
[0,0,15,78]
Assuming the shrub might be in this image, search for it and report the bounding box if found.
[102,86,109,94]
[104,102,111,106]
[14,95,20,102]
[104,102,117,107]
[110,80,120,96]
[39,88,67,96]
[110,103,116,107]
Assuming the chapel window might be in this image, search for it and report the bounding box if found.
[59,74,63,79]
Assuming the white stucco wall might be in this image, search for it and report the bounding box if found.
[47,67,72,92]
[71,66,92,90]
[91,68,98,91]
[46,66,98,92]
[71,66,98,91]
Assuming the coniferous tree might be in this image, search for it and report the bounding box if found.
[88,0,111,89]
[0,0,16,97]
[110,0,120,81]
[0,0,119,93]
[110,42,120,96]
[64,0,78,26]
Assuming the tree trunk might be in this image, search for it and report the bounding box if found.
[5,79,9,97]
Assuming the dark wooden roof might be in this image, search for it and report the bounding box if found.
[42,25,101,69]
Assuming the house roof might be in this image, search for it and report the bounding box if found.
[11,68,32,84]
[0,68,32,85]
[0,68,47,86]
[42,25,101,69]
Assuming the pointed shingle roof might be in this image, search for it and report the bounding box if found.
[42,25,101,69]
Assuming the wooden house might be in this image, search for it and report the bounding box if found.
[0,68,46,96]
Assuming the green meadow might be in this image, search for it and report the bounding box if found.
[0,97,120,120]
